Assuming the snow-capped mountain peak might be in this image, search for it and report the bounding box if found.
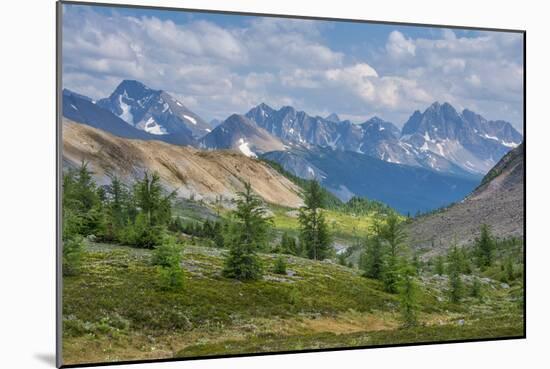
[97,80,210,139]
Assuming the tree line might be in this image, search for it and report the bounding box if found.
[63,162,520,327]
[61,163,334,281]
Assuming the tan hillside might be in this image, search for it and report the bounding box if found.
[62,119,304,208]
[405,143,524,256]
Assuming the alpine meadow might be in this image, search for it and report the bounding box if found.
[59,3,525,366]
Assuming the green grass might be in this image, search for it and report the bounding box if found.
[177,316,523,358]
[62,241,523,365]
[270,205,382,243]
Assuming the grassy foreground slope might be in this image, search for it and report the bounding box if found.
[63,242,523,365]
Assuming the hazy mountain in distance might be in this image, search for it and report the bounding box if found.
[263,146,479,214]
[325,113,341,123]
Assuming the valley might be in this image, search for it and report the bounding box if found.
[60,78,525,366]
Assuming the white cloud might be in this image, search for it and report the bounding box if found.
[62,5,523,130]
[386,31,416,59]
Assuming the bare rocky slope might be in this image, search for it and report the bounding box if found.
[405,143,524,256]
[62,119,303,208]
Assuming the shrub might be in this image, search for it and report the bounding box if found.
[121,213,165,249]
[223,247,263,281]
[152,238,183,267]
[157,264,184,291]
[273,256,287,275]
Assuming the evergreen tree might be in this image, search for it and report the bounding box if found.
[134,172,175,227]
[152,237,184,290]
[75,161,99,213]
[362,236,385,279]
[398,267,420,327]
[279,232,299,255]
[434,255,445,275]
[382,254,401,293]
[213,221,225,248]
[379,214,406,258]
[298,180,332,260]
[475,224,495,268]
[128,172,175,248]
[63,162,104,236]
[222,183,271,280]
[273,256,287,275]
[152,237,183,267]
[104,176,130,241]
[62,235,85,277]
[412,252,421,275]
[157,264,184,290]
[377,215,408,293]
[504,257,515,282]
[447,246,464,303]
[471,277,482,299]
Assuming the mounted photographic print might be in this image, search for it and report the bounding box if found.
[57,1,525,367]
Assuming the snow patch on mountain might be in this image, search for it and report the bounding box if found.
[502,141,519,148]
[183,115,197,125]
[143,117,167,135]
[118,92,134,125]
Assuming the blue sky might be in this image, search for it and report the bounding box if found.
[62,3,524,131]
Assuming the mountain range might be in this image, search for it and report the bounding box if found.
[62,79,522,213]
[242,101,522,175]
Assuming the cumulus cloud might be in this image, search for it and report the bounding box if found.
[386,31,416,59]
[62,5,523,129]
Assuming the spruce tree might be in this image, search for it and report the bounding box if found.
[213,222,225,248]
[434,255,445,275]
[362,236,384,280]
[475,224,495,268]
[382,254,401,293]
[399,267,420,327]
[379,214,406,258]
[223,183,271,280]
[62,162,107,237]
[447,246,464,303]
[279,232,298,255]
[273,256,287,275]
[298,180,332,260]
[378,215,407,293]
[130,172,175,248]
[104,176,129,241]
[471,277,482,299]
[504,257,515,282]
